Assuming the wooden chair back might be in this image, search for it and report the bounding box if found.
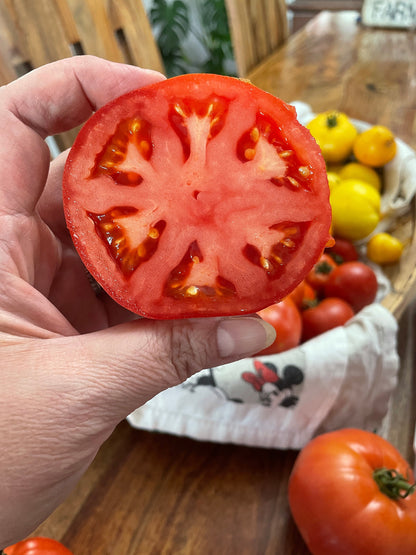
[0,0,164,149]
[225,0,289,77]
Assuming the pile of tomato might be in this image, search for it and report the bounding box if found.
[256,236,378,354]
[256,110,407,355]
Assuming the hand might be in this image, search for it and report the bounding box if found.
[0,56,274,546]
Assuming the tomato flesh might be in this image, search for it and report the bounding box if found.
[63,74,331,318]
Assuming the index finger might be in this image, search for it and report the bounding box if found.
[0,55,165,214]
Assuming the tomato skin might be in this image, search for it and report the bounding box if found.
[325,236,358,264]
[301,297,354,341]
[305,254,337,293]
[256,298,302,355]
[324,261,378,312]
[3,537,73,555]
[63,73,331,319]
[288,429,416,555]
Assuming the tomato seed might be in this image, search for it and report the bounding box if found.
[298,166,310,177]
[250,127,260,142]
[244,148,256,160]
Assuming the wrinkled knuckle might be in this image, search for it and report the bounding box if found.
[167,322,215,384]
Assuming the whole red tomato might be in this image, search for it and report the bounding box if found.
[3,537,73,555]
[301,297,354,341]
[289,428,416,555]
[256,298,302,355]
[63,73,331,319]
[325,236,358,264]
[306,253,337,293]
[288,280,317,310]
[324,261,378,312]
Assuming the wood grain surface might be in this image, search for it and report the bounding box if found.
[29,10,416,554]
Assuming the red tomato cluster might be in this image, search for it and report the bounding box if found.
[256,237,378,353]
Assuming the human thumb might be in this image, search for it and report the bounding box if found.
[60,315,276,422]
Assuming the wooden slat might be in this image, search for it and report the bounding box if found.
[0,0,164,150]
[225,0,289,77]
[65,0,124,62]
[108,0,165,72]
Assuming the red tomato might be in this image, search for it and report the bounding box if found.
[63,74,331,319]
[324,261,378,312]
[289,429,416,555]
[301,281,317,309]
[305,253,337,293]
[301,297,354,341]
[287,280,305,308]
[4,537,73,555]
[256,298,302,355]
[325,236,358,263]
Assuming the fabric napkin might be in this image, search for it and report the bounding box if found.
[128,303,398,449]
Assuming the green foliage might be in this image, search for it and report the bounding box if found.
[150,0,190,76]
[149,0,235,77]
[196,0,234,74]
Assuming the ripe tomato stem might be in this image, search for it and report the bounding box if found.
[373,468,416,499]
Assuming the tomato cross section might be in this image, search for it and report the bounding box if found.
[64,74,331,319]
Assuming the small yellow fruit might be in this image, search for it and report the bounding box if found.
[330,179,381,241]
[307,111,358,164]
[338,162,382,191]
[366,233,404,265]
[353,125,397,167]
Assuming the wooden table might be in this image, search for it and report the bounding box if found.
[34,11,416,554]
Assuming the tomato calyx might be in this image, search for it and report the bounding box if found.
[373,468,416,500]
[315,259,335,275]
[326,113,338,128]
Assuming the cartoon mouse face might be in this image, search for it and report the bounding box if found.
[184,358,304,408]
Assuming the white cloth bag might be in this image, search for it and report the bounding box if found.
[128,304,398,449]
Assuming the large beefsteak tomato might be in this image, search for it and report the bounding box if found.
[63,74,331,318]
[288,429,416,555]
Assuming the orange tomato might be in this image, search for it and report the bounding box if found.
[353,125,397,167]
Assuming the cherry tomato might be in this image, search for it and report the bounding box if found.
[256,298,302,355]
[301,281,317,309]
[338,161,381,190]
[288,280,317,310]
[63,74,331,319]
[325,236,358,264]
[353,125,397,167]
[3,537,73,555]
[366,232,404,265]
[301,297,354,341]
[289,428,416,555]
[305,253,337,293]
[330,179,381,241]
[307,110,357,163]
[324,261,378,312]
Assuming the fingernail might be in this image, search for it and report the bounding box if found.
[217,317,276,358]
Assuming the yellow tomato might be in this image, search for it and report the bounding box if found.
[326,171,342,191]
[353,125,397,167]
[330,179,381,241]
[338,162,382,191]
[366,232,404,265]
[307,111,358,164]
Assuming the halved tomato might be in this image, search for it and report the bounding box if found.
[63,74,331,318]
